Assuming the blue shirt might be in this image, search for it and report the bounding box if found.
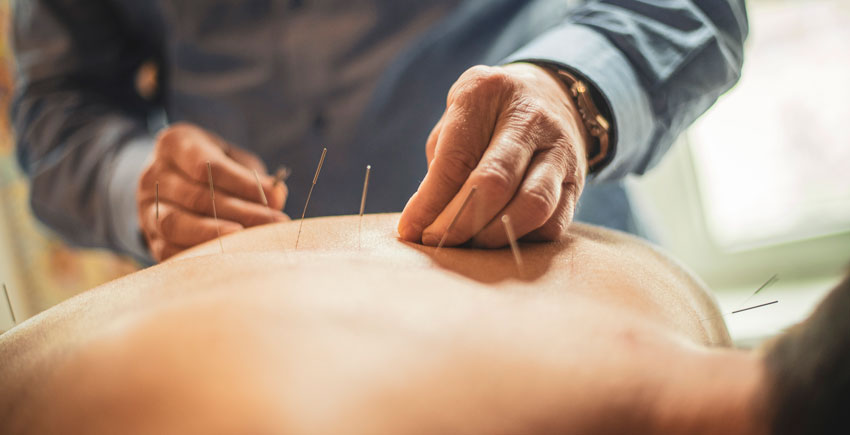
[12,0,747,262]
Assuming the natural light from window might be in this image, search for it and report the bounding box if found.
[689,0,850,250]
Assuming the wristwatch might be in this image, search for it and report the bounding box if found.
[536,65,612,172]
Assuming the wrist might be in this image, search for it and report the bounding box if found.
[515,62,611,174]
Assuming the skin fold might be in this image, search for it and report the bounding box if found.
[0,214,767,434]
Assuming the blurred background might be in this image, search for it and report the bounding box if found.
[0,1,139,333]
[1,0,849,345]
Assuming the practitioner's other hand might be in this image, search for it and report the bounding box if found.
[137,123,289,261]
[398,63,590,248]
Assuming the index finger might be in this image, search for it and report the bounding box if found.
[398,101,500,243]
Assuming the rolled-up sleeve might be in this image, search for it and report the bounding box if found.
[11,0,156,261]
[504,0,748,181]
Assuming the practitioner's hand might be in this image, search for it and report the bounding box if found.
[398,63,590,248]
[137,123,289,261]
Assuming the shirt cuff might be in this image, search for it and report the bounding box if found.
[106,136,155,263]
[502,23,655,182]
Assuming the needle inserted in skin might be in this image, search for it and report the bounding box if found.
[738,274,778,309]
[254,169,286,248]
[700,300,780,323]
[295,148,327,249]
[359,165,371,249]
[700,273,782,323]
[155,181,160,231]
[206,161,224,254]
[253,170,275,223]
[3,283,15,326]
[501,215,525,277]
[436,186,478,252]
[731,300,779,314]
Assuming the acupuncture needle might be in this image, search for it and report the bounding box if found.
[206,161,224,254]
[295,147,327,249]
[731,300,779,314]
[254,169,285,248]
[436,186,478,252]
[3,283,15,326]
[501,215,525,277]
[737,274,778,310]
[253,169,276,224]
[700,300,780,323]
[359,165,371,249]
[155,181,160,233]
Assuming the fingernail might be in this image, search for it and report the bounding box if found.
[422,232,440,246]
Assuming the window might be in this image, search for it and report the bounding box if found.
[689,0,850,250]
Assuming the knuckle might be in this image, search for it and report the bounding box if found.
[563,180,580,197]
[531,110,561,136]
[546,142,571,168]
[192,160,210,181]
[408,189,446,220]
[155,123,190,151]
[464,64,494,79]
[450,65,512,104]
[564,150,583,180]
[437,146,479,181]
[188,187,210,212]
[471,165,513,195]
[509,95,542,116]
[141,156,166,180]
[469,65,510,88]
[159,209,178,237]
[522,184,558,223]
[511,102,557,137]
[139,165,156,187]
[154,129,173,151]
[549,135,584,177]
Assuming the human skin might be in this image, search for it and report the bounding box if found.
[0,214,766,434]
[137,123,289,261]
[399,62,590,248]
